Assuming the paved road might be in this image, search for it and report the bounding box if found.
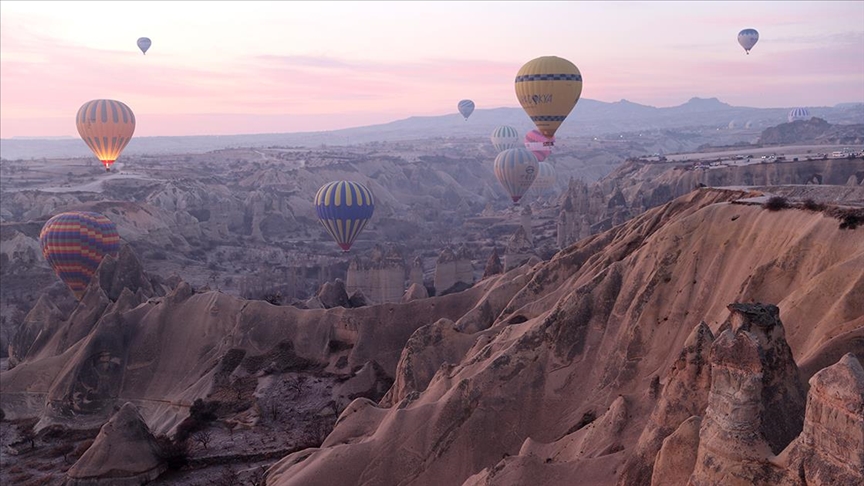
[665,144,864,162]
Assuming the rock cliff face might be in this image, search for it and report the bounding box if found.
[638,309,862,486]
[758,117,864,146]
[651,416,702,486]
[504,226,535,271]
[65,402,166,485]
[600,159,864,220]
[2,188,862,486]
[433,246,474,294]
[722,304,806,454]
[689,329,778,486]
[779,353,864,486]
[401,282,428,303]
[263,188,863,486]
[409,256,425,288]
[7,244,167,370]
[482,248,503,279]
[619,321,715,485]
[687,347,864,486]
[346,245,408,304]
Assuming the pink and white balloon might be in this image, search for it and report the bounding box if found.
[524,129,554,162]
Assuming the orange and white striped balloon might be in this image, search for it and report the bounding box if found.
[76,99,136,171]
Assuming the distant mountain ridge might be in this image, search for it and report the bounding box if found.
[2,98,862,160]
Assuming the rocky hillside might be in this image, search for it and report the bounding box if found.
[263,187,863,486]
[759,117,864,146]
[593,157,864,217]
[3,99,862,161]
[1,187,861,485]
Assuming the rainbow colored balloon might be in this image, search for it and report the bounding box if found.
[39,211,121,300]
[315,181,375,252]
[524,129,554,162]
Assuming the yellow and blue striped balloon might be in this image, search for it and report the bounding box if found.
[515,56,582,140]
[493,147,539,204]
[39,211,121,300]
[314,181,375,252]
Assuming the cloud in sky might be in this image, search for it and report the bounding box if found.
[1,1,862,137]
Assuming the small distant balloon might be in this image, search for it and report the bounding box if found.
[458,100,475,120]
[737,29,758,54]
[137,37,152,55]
[524,129,554,162]
[490,125,520,153]
[494,147,539,205]
[788,107,811,123]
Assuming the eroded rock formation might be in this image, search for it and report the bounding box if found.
[778,353,864,486]
[65,402,166,485]
[346,245,408,304]
[434,246,474,295]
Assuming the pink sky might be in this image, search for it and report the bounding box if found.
[1,1,862,138]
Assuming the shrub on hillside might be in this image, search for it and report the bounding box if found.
[155,435,190,470]
[174,399,220,442]
[763,196,789,211]
[802,199,826,211]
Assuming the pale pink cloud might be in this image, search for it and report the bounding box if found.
[2,3,861,138]
[1,23,522,135]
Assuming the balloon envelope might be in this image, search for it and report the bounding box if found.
[40,211,120,300]
[76,99,136,171]
[458,99,475,120]
[788,107,811,122]
[490,125,520,152]
[494,147,539,204]
[137,37,151,54]
[515,56,582,140]
[315,181,375,251]
[531,161,556,193]
[524,129,554,162]
[737,29,759,53]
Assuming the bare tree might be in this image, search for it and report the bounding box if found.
[192,429,213,450]
[214,466,240,486]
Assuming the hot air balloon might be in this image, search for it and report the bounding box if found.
[788,107,811,123]
[494,147,539,204]
[458,100,475,120]
[530,161,557,195]
[315,181,375,252]
[515,56,582,142]
[490,125,520,153]
[137,37,151,55]
[76,99,136,172]
[524,129,555,162]
[737,29,759,54]
[40,211,120,301]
